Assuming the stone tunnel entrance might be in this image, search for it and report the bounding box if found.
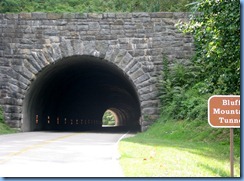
[22,55,141,132]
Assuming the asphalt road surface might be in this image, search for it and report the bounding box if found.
[0,127,132,177]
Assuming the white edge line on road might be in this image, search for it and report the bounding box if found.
[112,131,130,161]
[116,130,130,145]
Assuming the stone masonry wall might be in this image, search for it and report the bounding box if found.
[0,12,194,131]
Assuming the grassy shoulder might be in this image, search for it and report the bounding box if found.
[0,109,16,135]
[0,122,16,134]
[119,119,240,177]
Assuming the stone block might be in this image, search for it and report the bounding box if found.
[3,105,22,113]
[32,12,47,19]
[83,41,96,55]
[18,13,32,20]
[88,13,103,19]
[141,91,158,101]
[6,120,21,128]
[139,85,156,95]
[77,24,89,31]
[141,100,158,109]
[141,120,154,127]
[132,13,149,18]
[23,59,39,74]
[113,19,124,25]
[47,13,63,20]
[75,13,88,19]
[116,13,130,19]
[72,40,83,55]
[104,46,120,62]
[60,39,74,57]
[114,49,127,64]
[95,41,109,58]
[51,43,62,62]
[111,30,124,35]
[88,22,100,30]
[119,52,133,68]
[173,12,188,19]
[150,12,173,18]
[1,97,22,106]
[62,13,76,19]
[99,29,111,35]
[135,73,150,84]
[33,52,47,68]
[104,13,116,18]
[142,108,158,115]
[130,69,144,80]
[5,14,18,19]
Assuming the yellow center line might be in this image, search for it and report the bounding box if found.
[0,133,80,164]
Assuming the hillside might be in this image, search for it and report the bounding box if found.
[119,119,240,177]
[0,0,194,13]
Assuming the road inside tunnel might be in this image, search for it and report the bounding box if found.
[22,55,141,132]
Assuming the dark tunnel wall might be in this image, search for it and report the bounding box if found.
[22,55,141,131]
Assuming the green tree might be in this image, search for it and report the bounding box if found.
[177,0,240,95]
[102,110,115,125]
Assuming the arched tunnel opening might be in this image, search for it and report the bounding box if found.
[22,55,141,132]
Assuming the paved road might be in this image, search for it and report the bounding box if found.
[0,128,131,177]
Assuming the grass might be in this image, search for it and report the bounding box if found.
[0,122,16,134]
[0,108,16,135]
[119,119,240,177]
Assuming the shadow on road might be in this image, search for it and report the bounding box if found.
[38,126,140,134]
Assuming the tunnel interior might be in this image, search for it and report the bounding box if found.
[22,55,141,132]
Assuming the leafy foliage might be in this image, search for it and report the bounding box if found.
[0,107,4,124]
[177,0,240,95]
[102,110,115,126]
[159,0,240,140]
[0,107,16,134]
[0,0,194,13]
[159,56,209,121]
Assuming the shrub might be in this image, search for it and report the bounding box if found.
[159,56,210,122]
[177,0,240,95]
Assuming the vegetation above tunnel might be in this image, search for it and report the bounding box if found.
[0,0,195,13]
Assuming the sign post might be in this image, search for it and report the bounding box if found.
[208,95,240,177]
[230,128,234,177]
